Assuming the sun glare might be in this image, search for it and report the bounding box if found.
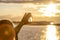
[43,4,57,17]
[38,3,58,17]
[50,22,54,25]
[46,4,56,13]
[28,17,32,22]
[46,25,58,40]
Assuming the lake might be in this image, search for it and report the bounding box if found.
[15,24,60,40]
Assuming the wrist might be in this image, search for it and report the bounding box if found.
[20,21,25,25]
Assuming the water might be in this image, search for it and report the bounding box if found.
[16,25,60,40]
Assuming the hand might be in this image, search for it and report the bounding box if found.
[21,13,31,25]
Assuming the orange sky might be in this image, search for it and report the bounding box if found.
[0,3,60,23]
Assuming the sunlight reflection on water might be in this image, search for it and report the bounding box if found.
[46,25,58,40]
[14,24,60,40]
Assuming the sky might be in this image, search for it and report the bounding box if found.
[0,3,40,21]
[0,3,60,23]
[0,0,51,2]
[0,3,39,16]
[0,3,26,16]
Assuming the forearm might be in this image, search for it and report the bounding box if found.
[14,21,25,34]
[15,13,31,34]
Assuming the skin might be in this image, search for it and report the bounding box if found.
[15,13,31,34]
[0,13,31,40]
[0,24,16,40]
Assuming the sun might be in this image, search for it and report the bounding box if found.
[38,3,58,17]
[43,4,57,17]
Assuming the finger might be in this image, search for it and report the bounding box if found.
[24,13,31,18]
[22,13,31,22]
[23,13,27,17]
[22,13,27,19]
[26,13,31,17]
[25,13,31,20]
